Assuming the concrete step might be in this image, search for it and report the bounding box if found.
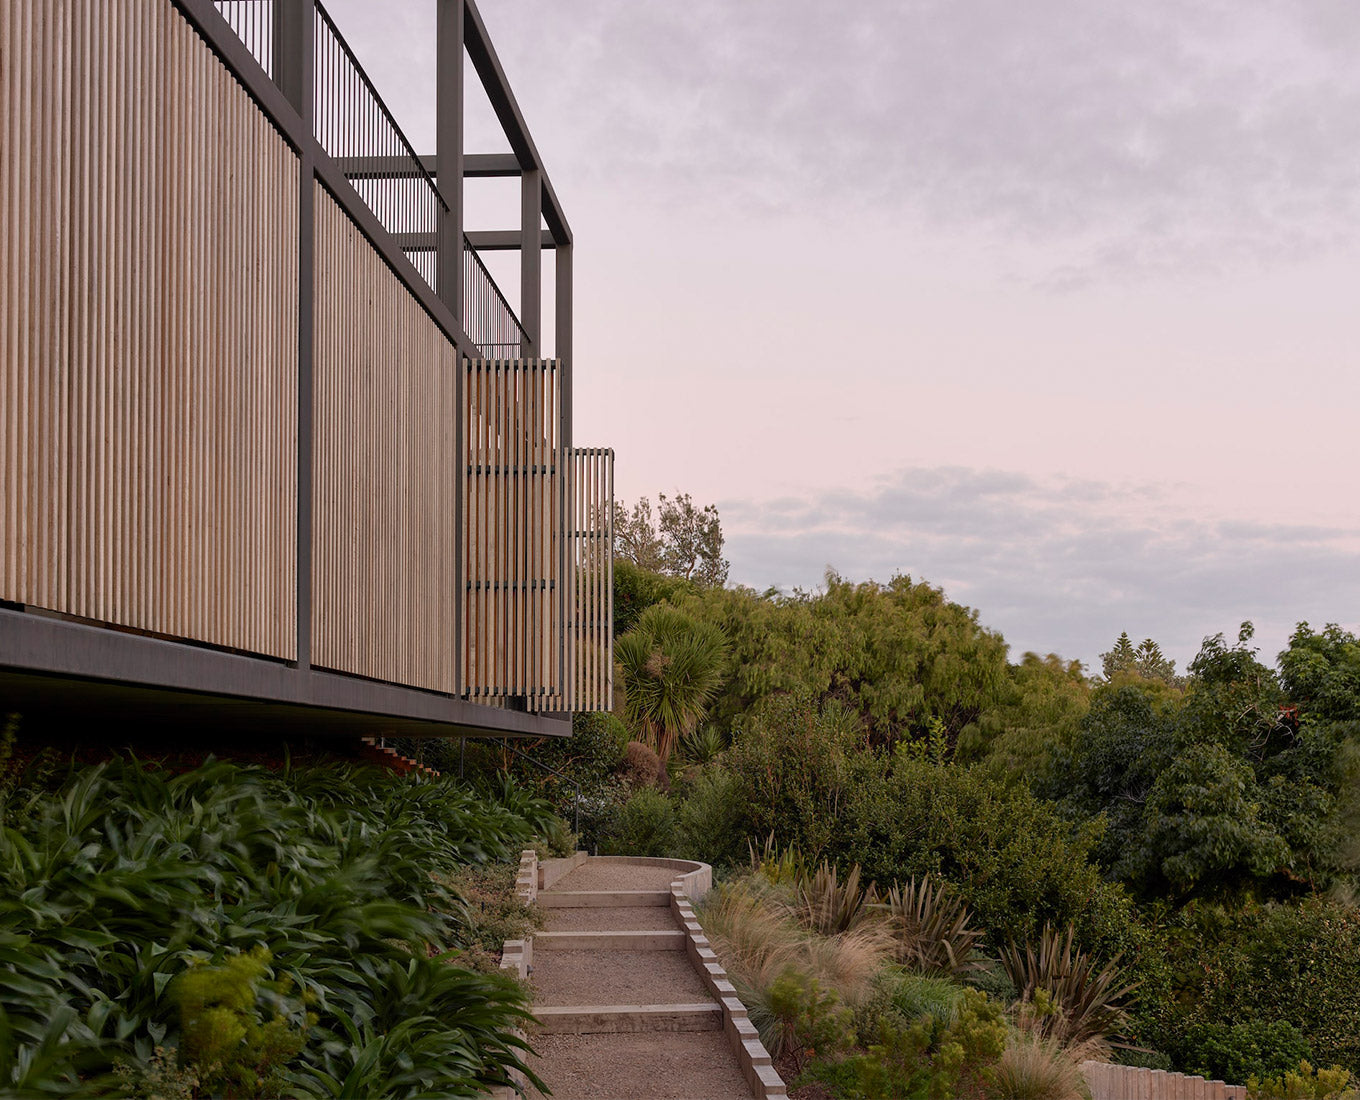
[535,930,685,952]
[535,1002,722,1035]
[539,889,671,908]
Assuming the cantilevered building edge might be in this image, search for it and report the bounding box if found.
[0,0,613,738]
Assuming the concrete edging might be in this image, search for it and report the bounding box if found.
[484,848,541,1100]
[538,850,588,891]
[669,876,787,1100]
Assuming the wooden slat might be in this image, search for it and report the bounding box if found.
[463,359,574,707]
[311,183,456,692]
[565,445,614,712]
[0,0,298,658]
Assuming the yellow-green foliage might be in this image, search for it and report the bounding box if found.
[767,969,855,1070]
[849,987,1008,1100]
[172,947,309,1096]
[1249,1062,1359,1099]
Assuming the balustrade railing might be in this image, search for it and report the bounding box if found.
[212,0,274,77]
[211,0,526,353]
[313,1,444,289]
[464,240,528,358]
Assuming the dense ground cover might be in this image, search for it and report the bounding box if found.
[0,744,552,1097]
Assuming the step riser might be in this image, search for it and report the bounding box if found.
[535,1004,722,1035]
[538,890,671,908]
[536,931,685,951]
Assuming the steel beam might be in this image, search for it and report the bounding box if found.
[464,229,556,251]
[332,152,519,179]
[465,152,523,177]
[463,0,572,246]
[275,0,316,671]
[0,610,572,739]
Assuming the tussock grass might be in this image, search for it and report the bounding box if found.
[699,877,896,1050]
[991,1031,1096,1100]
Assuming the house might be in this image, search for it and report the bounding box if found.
[0,0,612,740]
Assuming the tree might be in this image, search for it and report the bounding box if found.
[615,604,728,764]
[1057,623,1357,899]
[613,493,729,587]
[678,571,1009,748]
[961,651,1092,785]
[1278,622,1360,723]
[1100,631,1180,684]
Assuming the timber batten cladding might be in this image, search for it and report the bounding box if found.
[312,184,458,694]
[1,0,299,660]
[0,0,613,734]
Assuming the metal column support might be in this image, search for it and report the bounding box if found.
[275,0,316,671]
[436,0,464,319]
[520,168,541,357]
[438,0,466,695]
[555,241,572,705]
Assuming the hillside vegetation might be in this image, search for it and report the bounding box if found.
[464,498,1360,1097]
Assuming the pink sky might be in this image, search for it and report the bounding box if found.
[330,0,1360,670]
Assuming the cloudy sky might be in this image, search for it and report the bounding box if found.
[329,0,1360,672]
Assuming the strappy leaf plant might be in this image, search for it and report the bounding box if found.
[793,860,879,936]
[882,875,983,977]
[1000,923,1137,1047]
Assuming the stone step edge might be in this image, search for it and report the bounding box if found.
[535,929,686,951]
[669,884,787,1100]
[534,1002,722,1034]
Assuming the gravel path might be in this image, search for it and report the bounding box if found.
[526,1032,755,1099]
[549,860,686,891]
[545,905,680,932]
[532,949,713,1006]
[525,857,771,1099]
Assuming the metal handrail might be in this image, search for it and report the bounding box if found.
[313,0,447,212]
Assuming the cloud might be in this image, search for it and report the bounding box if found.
[323,0,1360,283]
[720,467,1360,671]
[464,0,1360,281]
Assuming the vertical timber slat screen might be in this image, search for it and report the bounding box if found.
[312,184,457,693]
[463,360,561,706]
[569,448,614,712]
[0,0,299,659]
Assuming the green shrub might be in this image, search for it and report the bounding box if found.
[597,786,676,856]
[1184,1020,1313,1086]
[171,947,308,1096]
[440,861,544,972]
[841,751,1136,954]
[1248,1062,1358,1099]
[834,987,1007,1100]
[725,692,883,862]
[671,765,748,866]
[1144,898,1360,1075]
[765,968,854,1071]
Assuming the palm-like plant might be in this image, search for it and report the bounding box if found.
[615,605,727,764]
[1000,923,1137,1046]
[793,860,879,936]
[882,875,982,977]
